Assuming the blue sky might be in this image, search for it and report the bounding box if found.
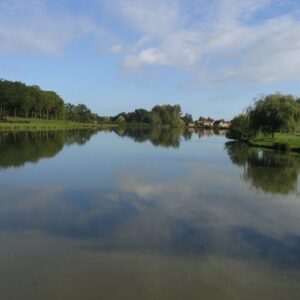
[0,0,300,119]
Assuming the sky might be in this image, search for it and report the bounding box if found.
[0,0,300,119]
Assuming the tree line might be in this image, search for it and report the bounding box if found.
[1,79,234,128]
[0,79,98,123]
[111,126,187,148]
[227,93,300,141]
[110,106,230,128]
[64,103,99,123]
[111,104,185,127]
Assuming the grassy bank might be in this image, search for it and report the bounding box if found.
[0,117,118,132]
[249,133,300,152]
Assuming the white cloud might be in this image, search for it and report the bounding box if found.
[115,0,182,38]
[1,0,300,86]
[112,0,300,85]
[118,165,300,239]
[0,0,102,55]
[123,48,170,68]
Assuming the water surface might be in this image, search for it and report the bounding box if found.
[0,128,300,300]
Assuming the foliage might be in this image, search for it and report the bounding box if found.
[228,93,300,142]
[182,113,193,125]
[226,114,251,141]
[0,80,64,119]
[0,79,98,123]
[116,115,126,125]
[247,93,300,137]
[65,103,98,123]
[111,104,185,127]
[199,116,214,122]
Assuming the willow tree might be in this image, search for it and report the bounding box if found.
[247,93,300,137]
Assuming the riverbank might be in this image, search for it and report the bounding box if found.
[248,133,300,152]
[0,117,118,132]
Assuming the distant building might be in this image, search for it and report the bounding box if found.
[198,118,215,128]
[219,121,231,128]
[213,120,231,129]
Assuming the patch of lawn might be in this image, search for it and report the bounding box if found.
[249,132,300,152]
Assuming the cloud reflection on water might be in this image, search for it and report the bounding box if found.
[0,161,300,268]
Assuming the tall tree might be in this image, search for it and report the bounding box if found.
[248,93,300,137]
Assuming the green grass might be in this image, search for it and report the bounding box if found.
[249,132,300,152]
[0,117,117,132]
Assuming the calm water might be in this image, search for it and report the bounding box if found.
[0,128,300,300]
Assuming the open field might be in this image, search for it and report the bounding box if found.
[0,117,117,132]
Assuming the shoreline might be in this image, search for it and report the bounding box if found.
[248,141,300,153]
[244,133,300,153]
[0,119,118,132]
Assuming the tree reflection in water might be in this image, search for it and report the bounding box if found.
[110,127,225,149]
[225,141,300,195]
[0,130,98,169]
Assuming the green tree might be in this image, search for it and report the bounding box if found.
[248,93,300,137]
[0,79,98,122]
[226,114,251,141]
[182,113,193,125]
[151,104,183,126]
[149,112,162,126]
[116,115,126,126]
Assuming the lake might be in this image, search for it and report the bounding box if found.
[0,128,300,300]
